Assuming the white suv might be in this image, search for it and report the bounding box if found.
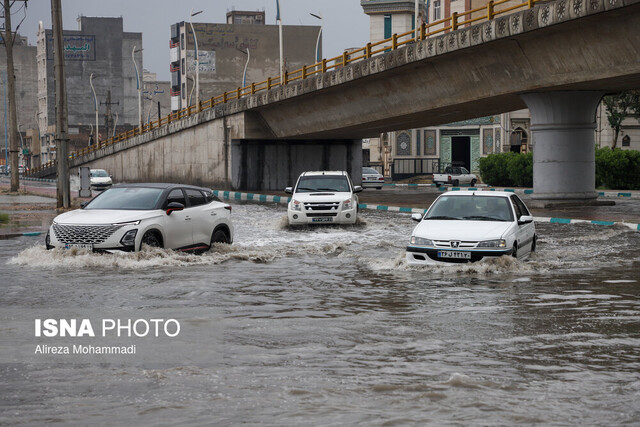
[285,171,362,225]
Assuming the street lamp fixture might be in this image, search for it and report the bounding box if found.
[310,13,323,65]
[189,9,203,108]
[132,46,144,132]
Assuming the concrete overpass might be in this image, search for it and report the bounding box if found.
[36,0,640,200]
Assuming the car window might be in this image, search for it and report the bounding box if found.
[202,189,220,203]
[166,189,186,208]
[185,189,207,207]
[510,195,530,218]
[85,187,164,210]
[362,167,379,174]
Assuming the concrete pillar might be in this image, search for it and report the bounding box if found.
[521,91,604,201]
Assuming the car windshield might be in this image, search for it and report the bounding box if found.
[296,175,351,193]
[425,195,513,221]
[362,167,379,175]
[85,187,164,210]
[91,170,109,177]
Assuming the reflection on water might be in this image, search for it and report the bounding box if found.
[1,202,639,425]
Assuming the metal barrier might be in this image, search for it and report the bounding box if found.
[392,158,441,180]
[27,0,541,176]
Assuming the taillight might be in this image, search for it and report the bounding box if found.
[378,177,384,181]
[224,206,232,212]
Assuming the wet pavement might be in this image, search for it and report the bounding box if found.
[1,198,639,425]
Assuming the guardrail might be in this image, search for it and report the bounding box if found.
[27,0,540,176]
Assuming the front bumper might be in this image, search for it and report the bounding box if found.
[287,208,358,225]
[46,224,138,252]
[405,245,513,265]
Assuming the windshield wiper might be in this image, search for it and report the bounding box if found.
[463,215,506,221]
[317,188,341,192]
[425,215,459,220]
[296,187,318,192]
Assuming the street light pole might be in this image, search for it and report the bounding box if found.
[132,46,143,132]
[276,0,284,84]
[310,13,323,64]
[89,73,98,145]
[2,71,7,171]
[189,9,203,108]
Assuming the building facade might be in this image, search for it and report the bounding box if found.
[0,34,38,168]
[170,10,320,111]
[36,17,143,163]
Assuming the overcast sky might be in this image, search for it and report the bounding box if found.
[18,0,370,81]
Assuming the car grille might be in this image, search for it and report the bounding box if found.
[304,202,340,211]
[433,240,478,248]
[53,224,123,244]
[306,212,338,218]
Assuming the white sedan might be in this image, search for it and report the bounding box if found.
[46,183,234,253]
[362,167,385,189]
[406,191,536,264]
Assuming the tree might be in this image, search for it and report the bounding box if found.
[0,0,28,192]
[602,91,640,149]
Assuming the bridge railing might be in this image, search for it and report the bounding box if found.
[28,0,540,176]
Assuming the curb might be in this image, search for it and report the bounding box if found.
[0,231,45,240]
[212,190,640,231]
[440,186,639,199]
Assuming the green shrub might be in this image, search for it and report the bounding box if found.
[595,147,640,190]
[479,152,532,187]
[0,213,9,225]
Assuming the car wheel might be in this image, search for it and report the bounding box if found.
[211,229,229,245]
[376,186,382,190]
[512,242,518,259]
[141,231,162,249]
[453,179,459,186]
[470,179,477,186]
[531,235,537,253]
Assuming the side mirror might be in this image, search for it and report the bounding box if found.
[353,185,363,193]
[411,213,423,222]
[166,201,185,215]
[518,215,534,225]
[284,187,293,194]
[80,201,89,209]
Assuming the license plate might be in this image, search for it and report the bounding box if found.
[64,243,93,250]
[437,250,471,259]
[312,217,333,223]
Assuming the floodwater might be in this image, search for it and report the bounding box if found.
[1,202,639,425]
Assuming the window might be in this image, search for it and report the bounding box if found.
[185,189,207,207]
[434,0,441,21]
[180,32,185,49]
[384,15,392,39]
[166,189,186,208]
[510,195,530,218]
[622,135,630,147]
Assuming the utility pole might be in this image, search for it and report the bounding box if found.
[2,0,20,191]
[51,0,70,208]
[101,90,118,140]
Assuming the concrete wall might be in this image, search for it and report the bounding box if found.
[231,139,363,191]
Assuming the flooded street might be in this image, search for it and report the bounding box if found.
[1,202,639,425]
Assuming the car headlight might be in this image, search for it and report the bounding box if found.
[343,199,352,210]
[291,199,302,211]
[477,239,507,248]
[410,236,433,246]
[119,229,138,246]
[112,220,141,226]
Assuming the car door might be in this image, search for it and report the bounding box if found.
[185,188,215,246]
[162,188,193,249]
[510,195,535,253]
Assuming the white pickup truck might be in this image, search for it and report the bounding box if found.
[433,166,478,187]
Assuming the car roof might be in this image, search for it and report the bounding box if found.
[300,171,348,176]
[438,191,514,198]
[111,182,212,192]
